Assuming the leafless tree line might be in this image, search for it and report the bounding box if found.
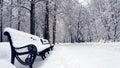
[0,0,120,43]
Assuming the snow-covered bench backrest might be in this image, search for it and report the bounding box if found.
[4,28,50,52]
[40,38,50,44]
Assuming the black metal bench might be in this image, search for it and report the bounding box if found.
[4,31,37,68]
[4,28,54,68]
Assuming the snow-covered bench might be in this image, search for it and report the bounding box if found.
[4,28,54,68]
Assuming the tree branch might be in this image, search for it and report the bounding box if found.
[21,6,31,12]
[13,5,30,12]
[7,2,31,12]
[35,0,44,4]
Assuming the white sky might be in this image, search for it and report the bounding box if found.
[78,0,85,3]
[78,0,89,7]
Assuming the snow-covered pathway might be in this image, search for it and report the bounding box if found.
[39,43,120,68]
[1,42,120,68]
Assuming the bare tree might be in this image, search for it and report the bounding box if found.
[17,0,43,35]
[0,0,3,42]
[43,0,49,40]
[52,0,57,44]
[17,0,21,30]
[10,0,13,27]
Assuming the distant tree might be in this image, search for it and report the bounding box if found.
[43,0,50,40]
[30,0,36,35]
[52,0,57,44]
[17,0,44,35]
[17,0,21,30]
[109,0,120,41]
[10,0,13,27]
[0,0,3,42]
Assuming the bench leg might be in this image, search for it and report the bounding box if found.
[48,51,49,54]
[46,48,50,54]
[39,52,46,60]
[29,65,32,68]
[29,46,37,68]
[41,56,45,60]
[44,54,46,58]
[42,53,46,60]
[11,53,16,64]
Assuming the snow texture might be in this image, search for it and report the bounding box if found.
[1,42,120,68]
[0,42,16,68]
[0,59,16,68]
[39,43,120,68]
[0,42,11,62]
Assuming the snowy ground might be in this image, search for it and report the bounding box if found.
[39,43,120,68]
[1,42,120,68]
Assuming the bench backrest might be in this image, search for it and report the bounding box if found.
[4,28,50,52]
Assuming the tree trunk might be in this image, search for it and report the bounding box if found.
[10,0,13,27]
[30,0,35,35]
[52,2,56,44]
[17,0,21,30]
[0,0,3,42]
[44,0,49,40]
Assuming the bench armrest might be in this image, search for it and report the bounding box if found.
[15,44,37,55]
[15,45,32,49]
[15,44,37,66]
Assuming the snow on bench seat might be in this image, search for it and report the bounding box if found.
[4,28,50,53]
